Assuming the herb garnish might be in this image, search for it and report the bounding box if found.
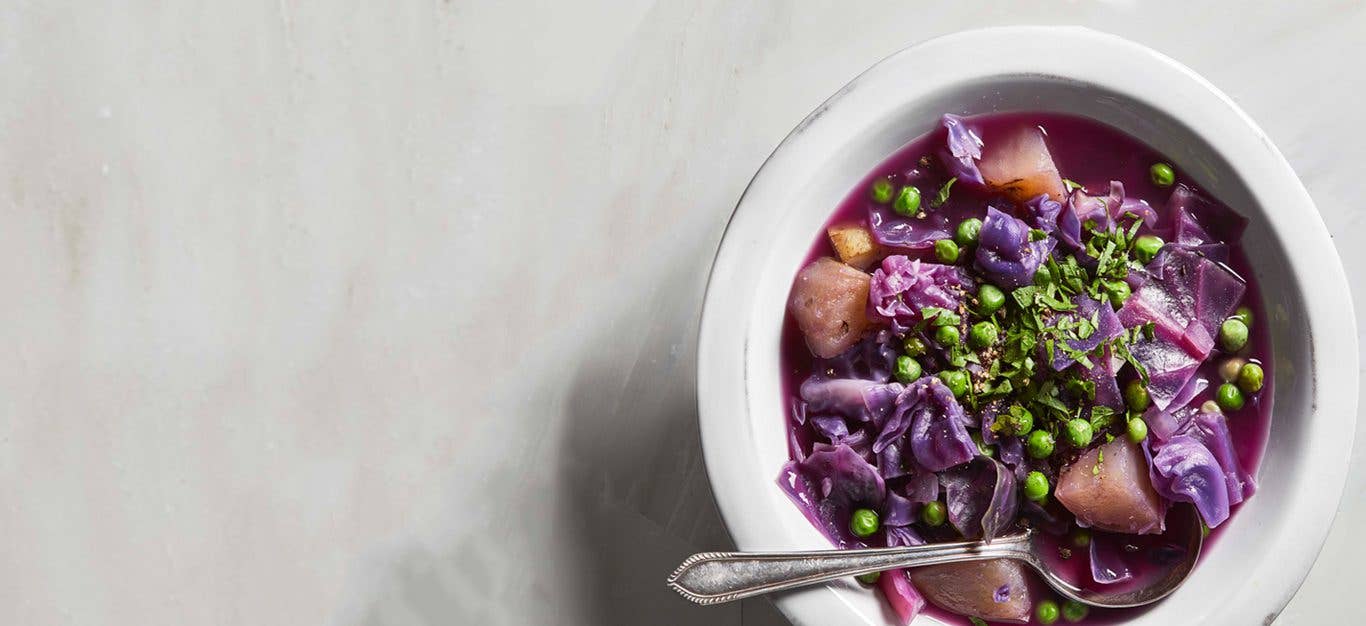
[931,177,958,208]
[935,213,1152,447]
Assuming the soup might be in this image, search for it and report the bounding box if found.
[779,113,1270,625]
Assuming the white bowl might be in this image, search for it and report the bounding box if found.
[696,26,1357,626]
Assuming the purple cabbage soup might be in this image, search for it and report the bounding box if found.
[779,113,1271,625]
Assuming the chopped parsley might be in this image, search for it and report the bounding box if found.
[921,213,1152,451]
[931,177,958,208]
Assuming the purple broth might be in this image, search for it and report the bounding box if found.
[778,112,1272,625]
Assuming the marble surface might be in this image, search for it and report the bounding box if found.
[0,2,1361,625]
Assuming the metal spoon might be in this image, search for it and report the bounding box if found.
[668,504,1202,608]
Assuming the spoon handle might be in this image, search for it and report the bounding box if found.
[667,533,1033,605]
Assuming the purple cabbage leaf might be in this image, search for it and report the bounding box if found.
[777,443,888,547]
[877,377,978,472]
[940,456,1019,542]
[975,207,1057,288]
[869,256,974,333]
[940,114,984,185]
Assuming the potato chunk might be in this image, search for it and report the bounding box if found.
[910,559,1033,623]
[788,257,871,358]
[1055,437,1166,535]
[977,126,1066,203]
[826,223,883,270]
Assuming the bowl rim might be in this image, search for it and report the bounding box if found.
[696,26,1357,625]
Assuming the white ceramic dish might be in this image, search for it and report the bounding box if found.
[696,27,1357,626]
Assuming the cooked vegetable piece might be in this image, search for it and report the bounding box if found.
[1133,235,1164,264]
[977,284,1005,316]
[1219,318,1249,352]
[1238,363,1264,393]
[1218,357,1246,382]
[1024,471,1049,501]
[1215,383,1245,411]
[894,186,921,216]
[956,218,983,246]
[909,560,1033,623]
[1036,600,1060,624]
[827,223,884,270]
[1055,438,1166,534]
[969,321,998,349]
[1062,599,1089,622]
[903,336,927,357]
[934,239,960,263]
[1149,162,1175,187]
[1124,380,1151,411]
[878,569,926,624]
[788,258,872,358]
[1102,279,1131,307]
[921,500,947,526]
[1033,265,1052,286]
[1127,417,1149,442]
[871,178,895,204]
[1026,430,1055,459]
[977,125,1066,203]
[893,356,922,384]
[938,369,969,397]
[1063,419,1094,447]
[849,508,880,537]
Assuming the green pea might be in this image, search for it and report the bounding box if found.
[1219,318,1249,352]
[969,321,998,349]
[1071,529,1091,548]
[1026,430,1055,459]
[1127,417,1149,443]
[996,405,1034,437]
[1064,419,1093,447]
[870,178,894,204]
[1134,235,1164,264]
[934,325,960,346]
[1124,380,1151,411]
[849,508,880,538]
[1062,599,1089,622]
[934,239,960,263]
[938,369,969,398]
[1216,383,1245,412]
[894,355,922,384]
[1036,599,1061,624]
[1238,362,1265,393]
[903,336,927,357]
[1233,305,1254,329]
[1150,162,1176,187]
[1023,470,1049,501]
[1033,265,1053,286]
[1218,357,1247,383]
[977,284,1006,316]
[955,218,983,246]
[1103,279,1131,308]
[855,571,881,585]
[920,501,947,526]
[893,186,921,216]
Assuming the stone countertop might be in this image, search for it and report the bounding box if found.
[0,2,1361,625]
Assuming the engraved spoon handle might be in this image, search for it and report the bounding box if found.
[666,532,1033,605]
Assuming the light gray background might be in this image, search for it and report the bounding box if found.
[0,2,1361,625]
